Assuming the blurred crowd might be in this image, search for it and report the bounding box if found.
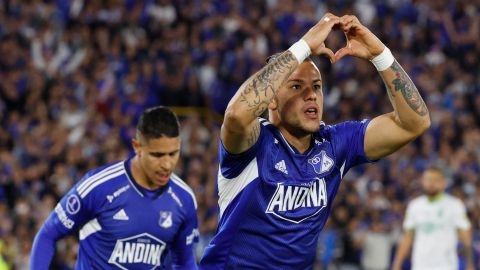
[0,0,479,269]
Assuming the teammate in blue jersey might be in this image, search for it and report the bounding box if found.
[200,13,431,269]
[30,106,199,269]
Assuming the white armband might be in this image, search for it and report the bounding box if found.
[288,39,311,63]
[370,47,395,71]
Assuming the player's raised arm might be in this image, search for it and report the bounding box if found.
[221,14,339,154]
[333,15,431,160]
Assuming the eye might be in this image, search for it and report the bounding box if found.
[314,84,322,91]
[291,84,301,90]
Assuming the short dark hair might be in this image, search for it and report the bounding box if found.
[137,106,180,141]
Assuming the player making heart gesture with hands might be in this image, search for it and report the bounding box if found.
[200,12,431,270]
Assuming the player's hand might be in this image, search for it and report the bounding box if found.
[302,13,340,62]
[332,15,385,62]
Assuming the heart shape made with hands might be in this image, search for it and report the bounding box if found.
[323,25,349,63]
[313,15,384,64]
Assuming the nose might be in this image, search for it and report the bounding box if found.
[304,86,317,101]
[160,156,174,171]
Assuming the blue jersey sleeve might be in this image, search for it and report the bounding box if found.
[30,174,99,269]
[170,195,199,270]
[219,120,267,179]
[30,212,65,269]
[327,120,373,171]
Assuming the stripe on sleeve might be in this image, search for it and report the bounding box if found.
[79,169,125,198]
[171,174,198,210]
[79,218,102,240]
[77,162,124,194]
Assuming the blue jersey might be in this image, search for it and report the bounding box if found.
[31,159,199,270]
[200,118,372,269]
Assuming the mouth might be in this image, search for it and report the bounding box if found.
[155,172,170,182]
[304,107,318,119]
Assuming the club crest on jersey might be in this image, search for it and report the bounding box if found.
[108,233,166,269]
[159,211,172,229]
[266,178,328,223]
[308,151,334,174]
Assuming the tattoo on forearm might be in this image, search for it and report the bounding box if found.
[240,51,297,117]
[389,61,428,116]
[247,123,260,146]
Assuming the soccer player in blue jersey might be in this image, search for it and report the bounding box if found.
[200,13,431,269]
[30,106,199,269]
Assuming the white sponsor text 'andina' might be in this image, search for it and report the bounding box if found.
[267,178,327,212]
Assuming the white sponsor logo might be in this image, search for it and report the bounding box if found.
[66,194,81,215]
[274,160,288,175]
[107,185,130,203]
[159,211,172,229]
[113,209,129,221]
[55,204,75,229]
[108,233,166,269]
[266,178,328,223]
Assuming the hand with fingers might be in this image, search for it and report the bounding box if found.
[333,15,385,63]
[301,13,341,62]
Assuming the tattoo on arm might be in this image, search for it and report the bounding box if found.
[246,123,260,147]
[389,61,428,116]
[239,51,297,118]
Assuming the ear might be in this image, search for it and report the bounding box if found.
[268,99,277,110]
[132,138,141,156]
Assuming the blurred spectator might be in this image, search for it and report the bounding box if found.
[354,210,397,270]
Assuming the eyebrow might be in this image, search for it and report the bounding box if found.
[149,149,180,155]
[287,79,322,83]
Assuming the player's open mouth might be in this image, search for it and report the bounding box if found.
[156,173,170,181]
[304,107,318,118]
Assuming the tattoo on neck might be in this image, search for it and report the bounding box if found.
[240,51,297,117]
[390,61,428,116]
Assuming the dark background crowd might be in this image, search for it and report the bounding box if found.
[0,0,479,269]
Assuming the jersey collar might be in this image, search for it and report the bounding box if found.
[124,158,169,199]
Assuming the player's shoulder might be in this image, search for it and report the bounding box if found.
[75,160,128,199]
[258,118,274,134]
[321,119,369,133]
[443,193,465,206]
[408,195,428,207]
[169,174,198,210]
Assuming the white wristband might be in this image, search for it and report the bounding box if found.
[288,39,311,63]
[370,47,395,71]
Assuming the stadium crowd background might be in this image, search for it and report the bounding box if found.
[0,0,479,269]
